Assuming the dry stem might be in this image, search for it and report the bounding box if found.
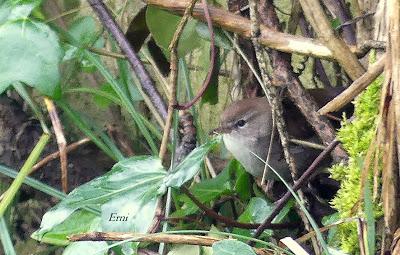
[69,232,273,255]
[44,97,68,193]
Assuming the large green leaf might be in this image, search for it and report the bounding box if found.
[212,240,256,255]
[0,19,62,97]
[146,6,202,58]
[0,0,42,23]
[36,138,219,247]
[36,156,167,237]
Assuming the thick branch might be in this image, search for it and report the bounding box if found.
[319,54,386,115]
[257,1,347,161]
[144,0,334,59]
[297,0,365,80]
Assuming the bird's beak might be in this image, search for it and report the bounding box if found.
[209,125,231,135]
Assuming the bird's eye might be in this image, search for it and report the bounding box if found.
[236,119,246,127]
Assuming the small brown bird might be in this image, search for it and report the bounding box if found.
[214,97,320,181]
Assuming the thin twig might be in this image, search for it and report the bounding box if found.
[159,0,197,161]
[181,186,297,230]
[89,46,126,59]
[44,98,68,193]
[31,138,91,174]
[335,11,375,30]
[289,139,325,150]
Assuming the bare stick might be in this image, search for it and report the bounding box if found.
[144,0,334,59]
[319,55,385,115]
[31,138,91,174]
[68,232,272,255]
[44,98,68,193]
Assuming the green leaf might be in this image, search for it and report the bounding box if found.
[195,23,231,50]
[0,20,62,97]
[331,18,341,30]
[57,101,124,161]
[0,0,41,23]
[83,51,158,155]
[212,240,256,255]
[115,49,143,102]
[232,160,251,201]
[36,156,167,237]
[63,241,108,255]
[31,210,100,246]
[168,245,201,255]
[66,86,122,108]
[174,165,233,216]
[93,83,121,108]
[146,6,202,58]
[238,197,273,224]
[69,16,98,45]
[160,137,221,191]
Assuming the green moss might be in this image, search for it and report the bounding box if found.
[329,70,383,254]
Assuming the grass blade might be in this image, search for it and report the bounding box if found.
[0,217,16,255]
[57,101,124,161]
[0,134,50,217]
[83,52,158,155]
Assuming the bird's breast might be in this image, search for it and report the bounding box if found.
[222,134,267,177]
